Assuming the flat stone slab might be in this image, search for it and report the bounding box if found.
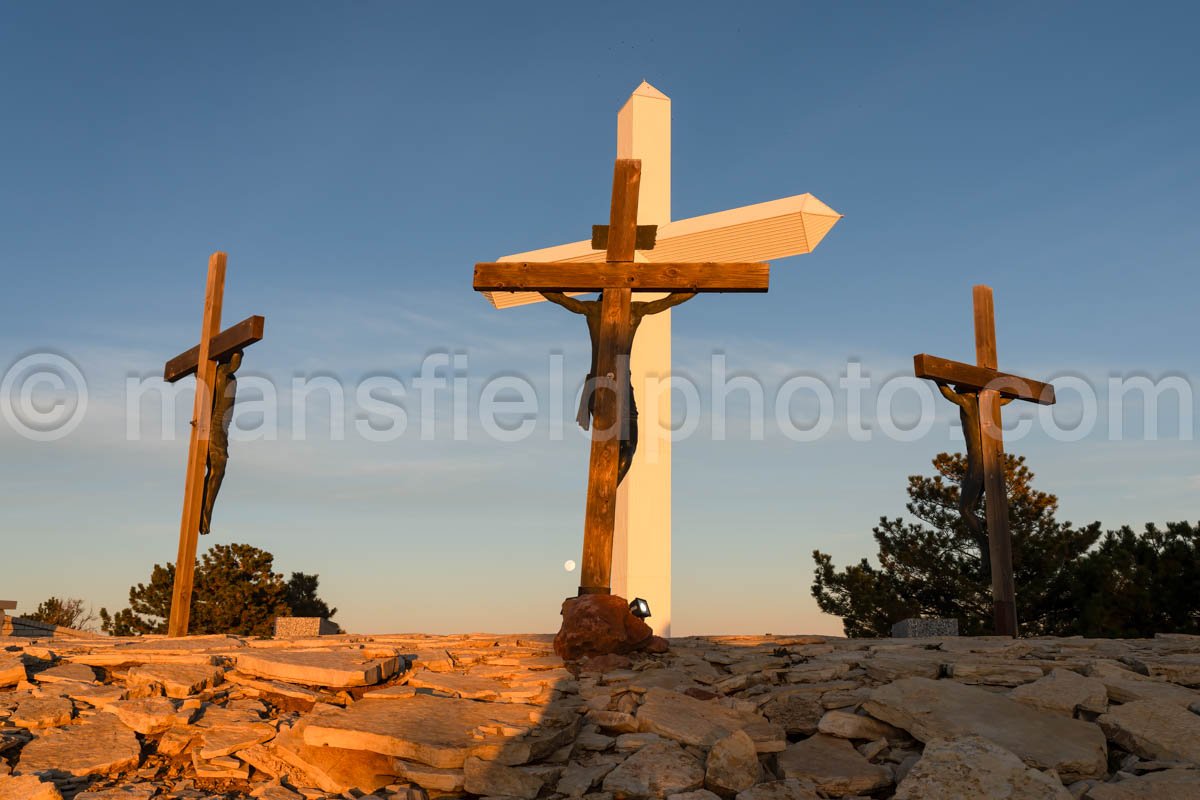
[1084,769,1200,799]
[31,664,98,685]
[407,670,510,700]
[17,714,141,778]
[894,736,1071,799]
[1085,662,1200,708]
[1097,700,1200,764]
[104,697,196,735]
[1010,668,1108,716]
[236,649,399,688]
[0,656,26,688]
[602,740,703,799]
[777,734,892,796]
[125,663,224,698]
[1123,654,1200,687]
[270,717,405,794]
[636,688,785,753]
[0,774,62,800]
[301,694,568,769]
[864,677,1107,781]
[61,684,125,709]
[10,696,74,729]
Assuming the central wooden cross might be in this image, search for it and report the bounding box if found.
[474,158,769,595]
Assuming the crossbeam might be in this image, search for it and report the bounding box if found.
[913,354,1055,405]
[473,262,768,293]
[164,315,265,383]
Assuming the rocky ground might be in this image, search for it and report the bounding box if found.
[2,632,1200,799]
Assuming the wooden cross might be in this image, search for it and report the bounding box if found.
[913,285,1055,637]
[475,159,769,596]
[162,252,264,637]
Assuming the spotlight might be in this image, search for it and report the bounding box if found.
[629,598,652,619]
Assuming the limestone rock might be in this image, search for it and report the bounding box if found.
[733,779,821,800]
[554,594,654,661]
[637,688,785,752]
[947,660,1046,686]
[17,713,141,778]
[760,689,824,736]
[301,694,573,768]
[9,696,73,728]
[863,653,943,682]
[1097,700,1200,764]
[864,677,1108,781]
[235,649,399,688]
[704,729,760,796]
[408,670,508,700]
[894,736,1071,799]
[1123,654,1200,687]
[1083,769,1200,799]
[125,663,224,699]
[0,774,62,800]
[587,709,639,733]
[776,734,891,796]
[62,684,125,709]
[671,791,722,800]
[1085,662,1200,708]
[32,663,98,685]
[602,740,704,799]
[197,718,277,758]
[74,787,158,800]
[1010,668,1108,716]
[464,755,544,799]
[558,762,618,796]
[817,709,904,741]
[271,717,402,794]
[105,696,196,735]
[0,656,25,688]
[580,654,634,673]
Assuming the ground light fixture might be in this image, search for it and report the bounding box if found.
[630,598,652,619]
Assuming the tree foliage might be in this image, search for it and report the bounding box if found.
[100,543,338,637]
[1068,522,1200,637]
[27,597,98,631]
[812,453,1101,637]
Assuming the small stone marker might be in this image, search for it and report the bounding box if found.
[891,618,959,638]
[274,617,339,638]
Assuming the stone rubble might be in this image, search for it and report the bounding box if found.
[0,632,1198,798]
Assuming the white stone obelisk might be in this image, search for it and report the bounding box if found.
[487,82,842,640]
[612,81,673,637]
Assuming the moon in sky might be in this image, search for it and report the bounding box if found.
[564,560,576,572]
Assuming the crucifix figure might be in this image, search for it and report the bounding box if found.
[913,285,1056,637]
[198,349,243,535]
[484,82,840,635]
[162,252,264,637]
[475,158,769,596]
[540,290,695,485]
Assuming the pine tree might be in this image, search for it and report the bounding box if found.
[811,453,1101,637]
[101,543,338,637]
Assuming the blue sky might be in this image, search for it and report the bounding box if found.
[1,2,1197,636]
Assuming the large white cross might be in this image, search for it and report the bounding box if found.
[483,82,841,636]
